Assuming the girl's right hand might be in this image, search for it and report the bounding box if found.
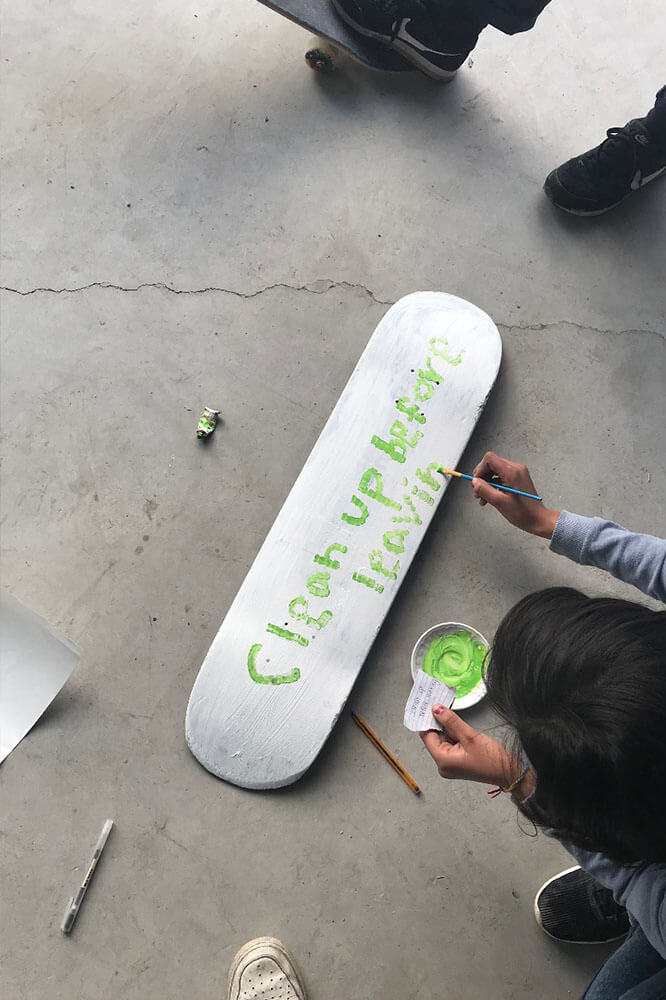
[471,452,560,539]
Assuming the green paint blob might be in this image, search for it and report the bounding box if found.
[421,630,486,697]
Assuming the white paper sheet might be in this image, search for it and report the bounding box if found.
[403,668,455,732]
[0,592,79,763]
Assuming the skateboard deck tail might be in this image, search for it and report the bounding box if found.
[257,0,412,71]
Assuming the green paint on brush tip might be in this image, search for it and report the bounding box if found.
[422,630,486,697]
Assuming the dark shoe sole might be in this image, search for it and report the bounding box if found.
[544,164,666,216]
[330,0,457,81]
[543,177,627,215]
[534,866,630,945]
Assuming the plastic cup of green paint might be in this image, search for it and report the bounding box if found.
[410,622,489,710]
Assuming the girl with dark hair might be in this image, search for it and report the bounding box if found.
[420,452,666,1000]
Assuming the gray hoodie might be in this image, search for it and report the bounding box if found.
[547,511,666,957]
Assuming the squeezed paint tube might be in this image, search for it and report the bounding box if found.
[197,407,220,439]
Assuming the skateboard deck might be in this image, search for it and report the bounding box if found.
[256,0,412,71]
[186,292,501,789]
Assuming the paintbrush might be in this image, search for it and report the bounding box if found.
[438,467,542,502]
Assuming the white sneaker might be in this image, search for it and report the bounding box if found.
[227,937,307,1000]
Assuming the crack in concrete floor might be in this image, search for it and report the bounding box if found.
[0,279,393,305]
[2,281,663,341]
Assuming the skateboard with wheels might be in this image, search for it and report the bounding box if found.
[186,292,502,789]
[256,0,412,72]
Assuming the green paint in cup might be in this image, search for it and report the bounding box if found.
[422,629,486,697]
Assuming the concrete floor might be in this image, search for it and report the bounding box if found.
[1,1,665,997]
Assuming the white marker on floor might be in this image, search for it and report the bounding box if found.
[61,819,114,934]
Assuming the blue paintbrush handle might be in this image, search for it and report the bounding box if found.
[456,472,542,502]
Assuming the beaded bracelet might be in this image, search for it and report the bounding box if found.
[488,762,530,798]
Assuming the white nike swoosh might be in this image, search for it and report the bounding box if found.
[393,18,463,58]
[630,166,666,190]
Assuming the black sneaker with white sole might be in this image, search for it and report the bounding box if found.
[330,0,484,81]
[544,118,666,215]
[535,866,631,945]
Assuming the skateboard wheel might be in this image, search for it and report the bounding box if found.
[305,36,338,72]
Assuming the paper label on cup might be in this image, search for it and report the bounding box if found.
[403,669,455,732]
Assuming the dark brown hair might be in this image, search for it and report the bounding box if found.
[485,588,666,864]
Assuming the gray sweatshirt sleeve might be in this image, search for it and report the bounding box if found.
[550,510,666,603]
[560,841,666,959]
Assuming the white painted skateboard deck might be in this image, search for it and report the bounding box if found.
[186,293,501,788]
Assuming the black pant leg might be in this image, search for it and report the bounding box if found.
[427,0,551,54]
[464,0,552,35]
[645,85,666,146]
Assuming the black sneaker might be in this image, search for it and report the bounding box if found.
[330,0,482,81]
[534,866,631,944]
[544,118,666,216]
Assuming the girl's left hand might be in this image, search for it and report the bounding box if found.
[420,704,516,786]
